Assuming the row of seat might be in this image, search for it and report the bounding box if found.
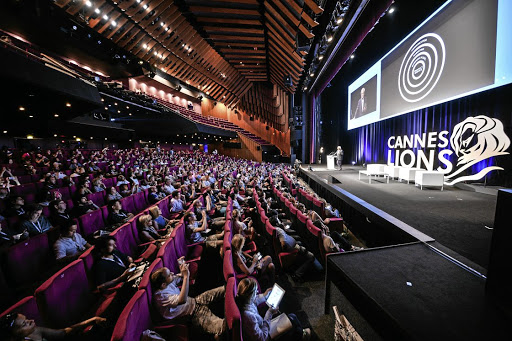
[110,197,233,340]
[0,193,180,336]
[2,187,157,290]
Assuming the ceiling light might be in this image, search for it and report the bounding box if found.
[19,106,25,111]
[164,27,169,31]
[29,115,34,118]
[138,60,144,65]
[388,7,395,14]
[103,14,109,20]
[66,102,71,107]
[54,134,57,137]
[142,4,148,9]
[337,17,343,24]
[160,22,164,27]
[54,114,59,117]
[136,0,141,3]
[76,137,81,142]
[350,54,355,59]
[27,135,34,139]
[111,21,117,27]
[327,36,333,42]
[318,55,324,61]
[310,72,314,77]
[85,1,92,7]
[3,131,7,134]
[94,8,100,14]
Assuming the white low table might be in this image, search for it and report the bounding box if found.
[415,171,445,190]
[359,164,389,184]
[398,167,424,184]
[384,165,400,179]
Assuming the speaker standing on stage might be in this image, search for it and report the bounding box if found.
[335,146,344,170]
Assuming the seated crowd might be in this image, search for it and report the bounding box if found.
[0,146,360,340]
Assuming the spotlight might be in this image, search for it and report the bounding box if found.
[350,54,355,59]
[388,7,395,14]
[352,161,356,165]
[102,14,109,21]
[94,8,100,14]
[318,55,324,61]
[327,36,333,42]
[85,1,92,7]
[27,135,34,139]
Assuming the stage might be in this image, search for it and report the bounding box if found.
[300,165,497,269]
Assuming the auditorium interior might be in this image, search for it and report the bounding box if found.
[0,0,511,340]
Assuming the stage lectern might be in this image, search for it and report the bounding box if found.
[327,155,336,170]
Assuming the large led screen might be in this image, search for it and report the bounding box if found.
[347,0,512,130]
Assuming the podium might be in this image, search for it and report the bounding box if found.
[327,155,336,170]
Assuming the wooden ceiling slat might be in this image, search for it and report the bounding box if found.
[189,7,260,16]
[270,0,300,26]
[203,27,265,35]
[112,22,135,43]
[196,17,262,26]
[208,35,264,42]
[220,48,266,54]
[297,22,314,39]
[224,55,267,59]
[303,0,324,15]
[216,42,265,48]
[264,3,296,39]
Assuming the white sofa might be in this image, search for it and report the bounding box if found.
[415,171,445,190]
[398,167,424,184]
[384,165,400,179]
[359,164,388,184]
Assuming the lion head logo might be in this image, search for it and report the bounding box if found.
[445,115,510,185]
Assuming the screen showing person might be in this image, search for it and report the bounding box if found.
[266,283,285,308]
[350,75,377,120]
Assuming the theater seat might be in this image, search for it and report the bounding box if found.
[111,289,188,341]
[225,277,242,341]
[0,296,43,326]
[5,233,52,286]
[35,259,110,328]
[79,210,105,238]
[110,223,157,262]
[120,196,136,214]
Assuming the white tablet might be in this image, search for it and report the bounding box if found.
[266,283,285,308]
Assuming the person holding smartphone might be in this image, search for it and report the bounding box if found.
[231,234,275,289]
[151,262,226,340]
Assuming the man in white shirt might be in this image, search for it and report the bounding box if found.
[151,263,226,339]
[54,221,91,263]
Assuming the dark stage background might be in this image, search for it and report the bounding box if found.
[317,0,512,187]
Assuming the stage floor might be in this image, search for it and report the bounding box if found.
[301,165,498,269]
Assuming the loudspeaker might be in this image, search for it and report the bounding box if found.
[486,189,512,319]
[265,126,269,130]
[250,116,254,121]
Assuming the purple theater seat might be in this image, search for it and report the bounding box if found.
[120,196,136,214]
[157,197,170,219]
[11,183,36,197]
[111,290,152,341]
[69,185,77,197]
[78,210,105,237]
[171,223,203,262]
[89,191,106,207]
[0,296,43,326]
[35,260,95,328]
[103,178,114,188]
[132,191,147,212]
[225,277,242,341]
[111,289,188,341]
[111,223,157,262]
[223,249,235,282]
[17,175,32,184]
[6,233,52,286]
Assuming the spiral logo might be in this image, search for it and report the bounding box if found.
[398,33,446,103]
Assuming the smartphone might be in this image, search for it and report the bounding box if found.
[178,258,185,265]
